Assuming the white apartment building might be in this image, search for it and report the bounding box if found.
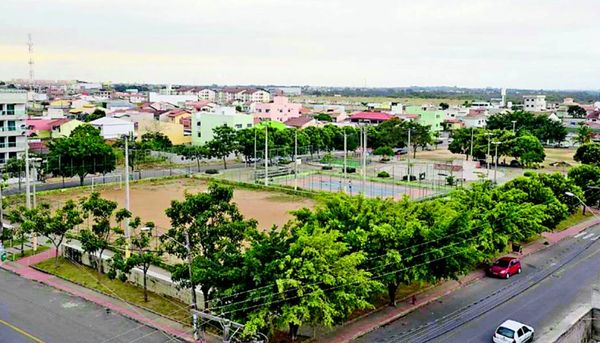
[523,95,547,112]
[198,88,217,101]
[0,90,27,164]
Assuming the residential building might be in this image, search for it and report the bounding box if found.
[90,117,135,139]
[106,100,135,112]
[191,106,253,145]
[148,92,199,106]
[273,87,302,96]
[252,96,303,122]
[462,115,487,128]
[135,120,191,145]
[284,116,317,129]
[198,88,217,101]
[27,118,72,139]
[51,119,84,138]
[218,87,272,103]
[0,89,27,164]
[159,109,192,127]
[404,105,445,131]
[349,111,393,124]
[523,95,547,112]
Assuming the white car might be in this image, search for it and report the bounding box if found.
[492,320,534,343]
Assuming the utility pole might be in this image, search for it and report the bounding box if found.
[512,120,517,135]
[407,128,411,180]
[253,128,257,171]
[343,129,347,192]
[185,231,199,340]
[264,125,268,186]
[362,123,367,194]
[469,127,474,161]
[124,135,131,258]
[485,132,493,176]
[294,129,298,190]
[493,141,501,184]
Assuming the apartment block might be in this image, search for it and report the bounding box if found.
[0,89,27,164]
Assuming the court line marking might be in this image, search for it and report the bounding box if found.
[0,319,45,343]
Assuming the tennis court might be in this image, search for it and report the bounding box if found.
[279,174,439,200]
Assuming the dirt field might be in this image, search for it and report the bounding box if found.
[412,147,577,167]
[37,178,315,232]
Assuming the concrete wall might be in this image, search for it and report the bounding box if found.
[59,242,205,307]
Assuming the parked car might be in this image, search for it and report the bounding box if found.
[487,257,521,279]
[493,320,534,343]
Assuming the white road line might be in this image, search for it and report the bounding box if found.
[592,236,600,241]
[574,232,587,238]
[583,233,595,240]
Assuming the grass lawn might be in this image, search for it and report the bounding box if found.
[18,245,50,259]
[35,257,191,325]
[555,211,594,231]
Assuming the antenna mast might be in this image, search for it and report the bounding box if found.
[28,33,34,91]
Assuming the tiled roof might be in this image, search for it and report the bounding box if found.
[350,112,393,121]
[284,116,314,128]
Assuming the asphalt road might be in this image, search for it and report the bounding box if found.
[0,269,181,343]
[354,224,600,343]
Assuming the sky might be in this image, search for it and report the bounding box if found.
[1,0,599,89]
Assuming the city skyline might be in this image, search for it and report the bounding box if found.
[1,0,599,89]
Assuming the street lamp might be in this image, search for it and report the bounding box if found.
[484,132,493,176]
[492,141,502,184]
[511,120,517,135]
[565,191,593,215]
[140,226,157,250]
[122,134,131,258]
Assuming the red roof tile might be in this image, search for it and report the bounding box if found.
[350,112,393,121]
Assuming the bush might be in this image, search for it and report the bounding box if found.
[345,167,356,173]
[205,169,219,175]
[322,166,333,170]
[381,157,391,162]
[377,171,390,178]
[402,175,417,181]
[446,175,456,186]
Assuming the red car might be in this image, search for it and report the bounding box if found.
[488,257,522,279]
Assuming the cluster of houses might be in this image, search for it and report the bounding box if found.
[4,80,600,161]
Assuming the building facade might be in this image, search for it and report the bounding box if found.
[523,95,547,112]
[252,96,303,122]
[0,90,27,164]
[191,107,253,145]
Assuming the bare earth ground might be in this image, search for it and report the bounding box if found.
[37,177,315,232]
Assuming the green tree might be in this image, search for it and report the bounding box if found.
[574,143,600,165]
[6,206,38,256]
[373,146,394,160]
[109,217,161,302]
[47,125,117,185]
[575,122,594,145]
[5,156,25,191]
[173,144,209,170]
[242,226,379,342]
[409,122,433,158]
[568,105,587,118]
[439,102,450,110]
[314,113,333,122]
[303,126,324,157]
[163,183,258,310]
[140,132,173,151]
[208,125,240,169]
[41,201,83,266]
[510,134,545,167]
[568,164,600,206]
[79,192,127,272]
[83,108,106,122]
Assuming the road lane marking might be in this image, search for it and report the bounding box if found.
[574,232,587,238]
[0,319,45,343]
[583,233,595,240]
[592,236,600,241]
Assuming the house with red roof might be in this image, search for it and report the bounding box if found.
[349,111,393,124]
[284,116,317,129]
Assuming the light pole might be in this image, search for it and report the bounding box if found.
[485,132,493,176]
[565,191,594,216]
[294,129,298,190]
[407,128,411,180]
[493,141,501,184]
[343,129,347,192]
[512,120,517,135]
[469,127,474,161]
[123,135,131,258]
[264,124,268,186]
[253,128,257,172]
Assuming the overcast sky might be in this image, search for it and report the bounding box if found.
[1,0,599,89]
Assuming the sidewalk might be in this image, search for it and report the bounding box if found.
[315,215,600,343]
[0,248,198,343]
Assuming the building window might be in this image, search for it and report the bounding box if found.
[197,121,201,126]
[247,124,252,128]
[197,132,201,137]
[235,124,242,129]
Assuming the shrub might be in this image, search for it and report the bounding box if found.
[345,167,356,173]
[377,171,390,178]
[322,166,333,170]
[205,169,219,174]
[446,175,456,186]
[402,175,417,181]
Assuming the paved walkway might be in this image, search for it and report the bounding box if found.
[0,248,199,343]
[315,214,600,343]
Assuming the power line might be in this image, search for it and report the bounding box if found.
[209,237,479,313]
[207,224,480,306]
